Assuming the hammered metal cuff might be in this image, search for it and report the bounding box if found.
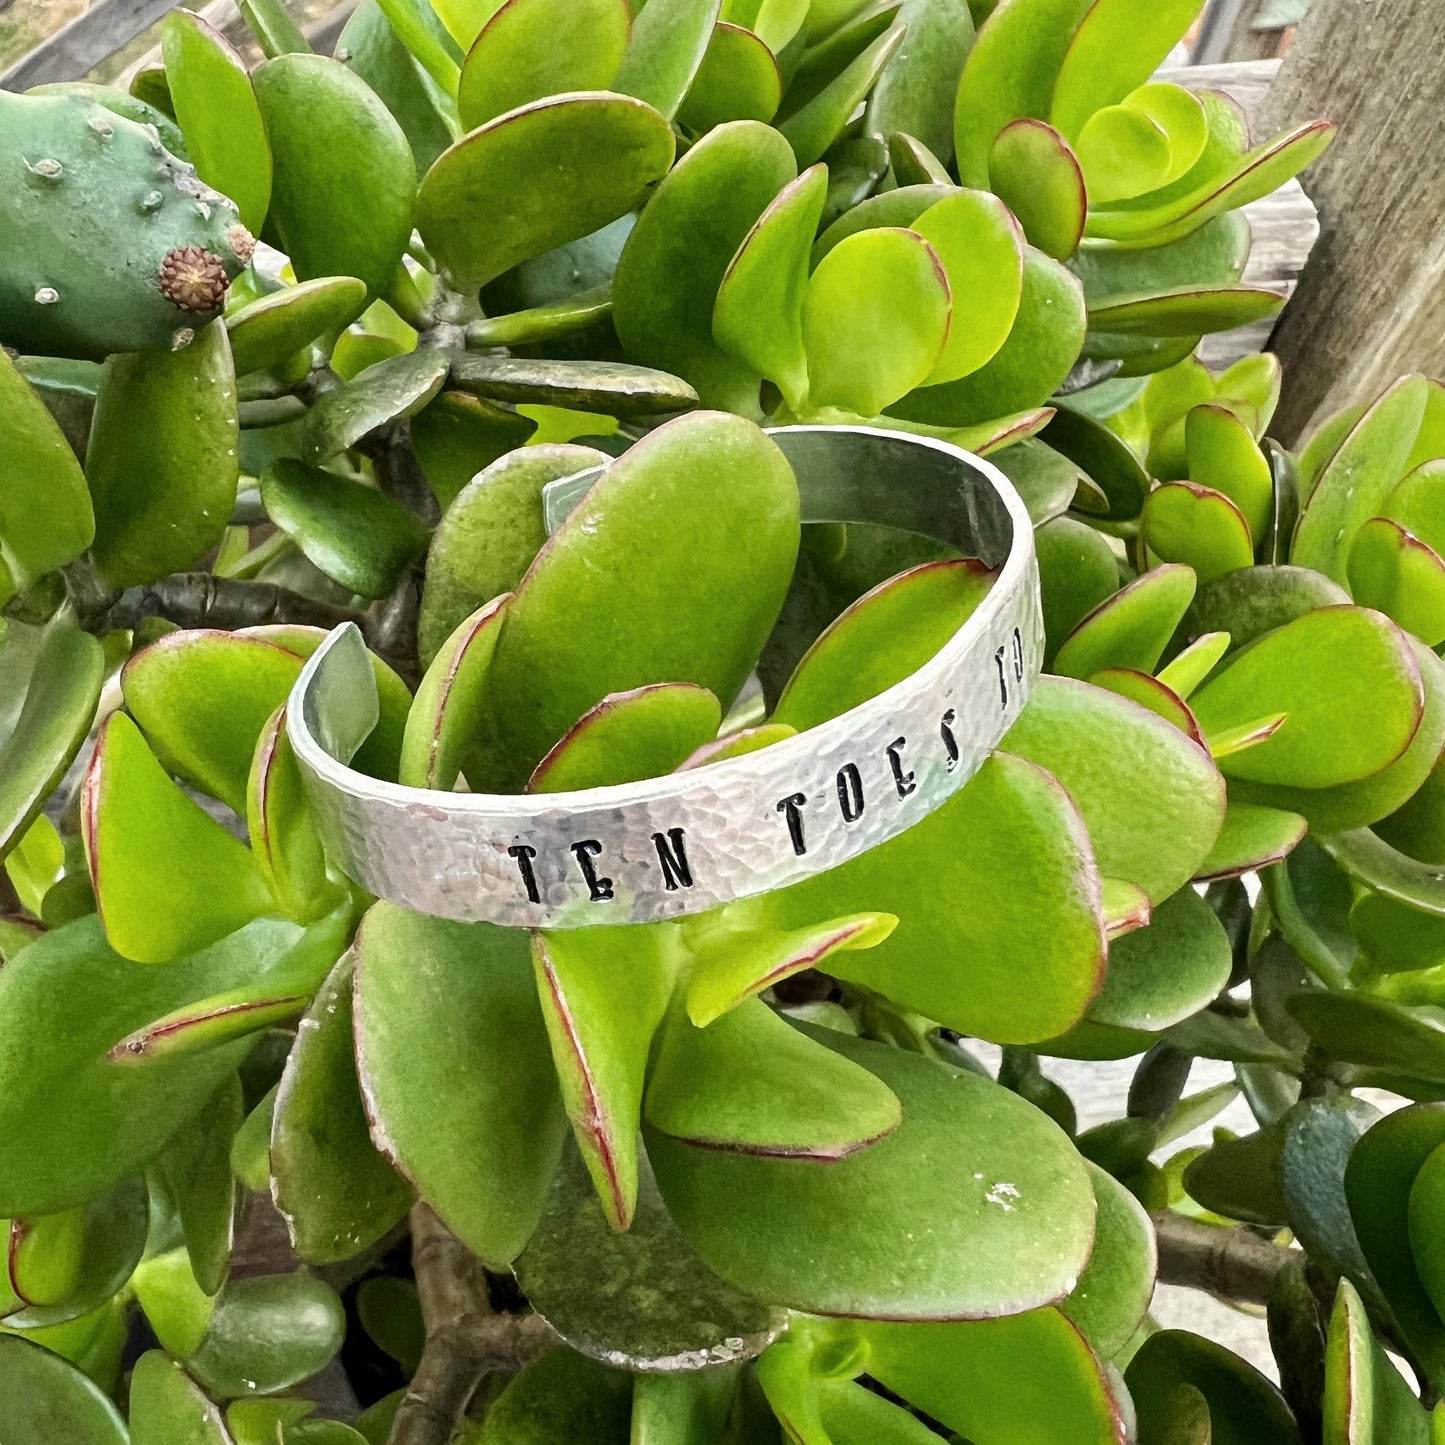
[286,425,1043,928]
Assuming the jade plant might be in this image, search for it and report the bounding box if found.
[5,0,1445,1440]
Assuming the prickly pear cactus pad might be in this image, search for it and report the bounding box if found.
[5,0,1445,1441]
[0,92,251,359]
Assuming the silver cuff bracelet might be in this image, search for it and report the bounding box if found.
[286,425,1043,928]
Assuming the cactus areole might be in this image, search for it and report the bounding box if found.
[0,93,249,358]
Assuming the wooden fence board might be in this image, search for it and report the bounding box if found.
[1259,0,1445,443]
[1,0,174,89]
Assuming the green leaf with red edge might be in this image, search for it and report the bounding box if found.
[129,1350,231,1445]
[239,624,411,783]
[3,1178,147,1328]
[0,915,299,1216]
[123,629,305,815]
[773,558,995,730]
[514,1143,782,1371]
[1348,519,1445,647]
[778,23,903,167]
[952,0,1096,186]
[82,714,273,965]
[253,54,417,296]
[613,0,721,119]
[1293,373,1431,585]
[1062,1163,1157,1360]
[353,904,566,1266]
[1188,402,1273,547]
[163,10,272,232]
[1054,564,1196,680]
[864,1308,1128,1440]
[615,118,795,413]
[812,183,956,265]
[1088,886,1231,1032]
[1324,1280,1430,1445]
[400,595,511,790]
[1049,0,1205,140]
[1102,876,1152,938]
[154,1078,241,1297]
[650,1025,1096,1318]
[1189,606,1425,788]
[272,952,411,1265]
[1143,481,1254,582]
[1084,121,1335,248]
[0,1335,127,1445]
[418,442,607,667]
[680,721,796,769]
[1157,630,1230,698]
[909,189,1025,384]
[475,411,799,789]
[1378,459,1445,557]
[1090,668,1201,742]
[105,911,348,1065]
[247,705,339,923]
[1037,515,1122,663]
[186,1271,346,1399]
[1004,676,1226,903]
[989,118,1087,261]
[764,753,1107,1043]
[683,910,895,1025]
[801,227,951,415]
[0,341,94,603]
[1129,1328,1301,1444]
[1187,565,1350,654]
[1088,286,1284,339]
[418,93,674,289]
[1345,1105,1445,1388]
[225,277,368,377]
[1197,801,1307,880]
[261,459,430,600]
[532,925,679,1229]
[457,0,631,130]
[676,22,783,131]
[0,622,102,864]
[1228,635,1445,835]
[86,323,238,590]
[645,995,901,1157]
[713,164,828,414]
[529,683,721,792]
[1078,103,1174,204]
[889,246,1087,429]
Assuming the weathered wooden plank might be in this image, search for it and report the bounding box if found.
[1259,0,1445,444]
[0,0,175,89]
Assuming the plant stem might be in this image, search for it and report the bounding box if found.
[388,1205,554,1445]
[1152,1212,1298,1305]
[71,570,362,637]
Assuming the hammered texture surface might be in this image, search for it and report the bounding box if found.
[290,429,1043,928]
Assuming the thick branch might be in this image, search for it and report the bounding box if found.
[388,1206,554,1445]
[74,572,363,638]
[1152,1212,1297,1306]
